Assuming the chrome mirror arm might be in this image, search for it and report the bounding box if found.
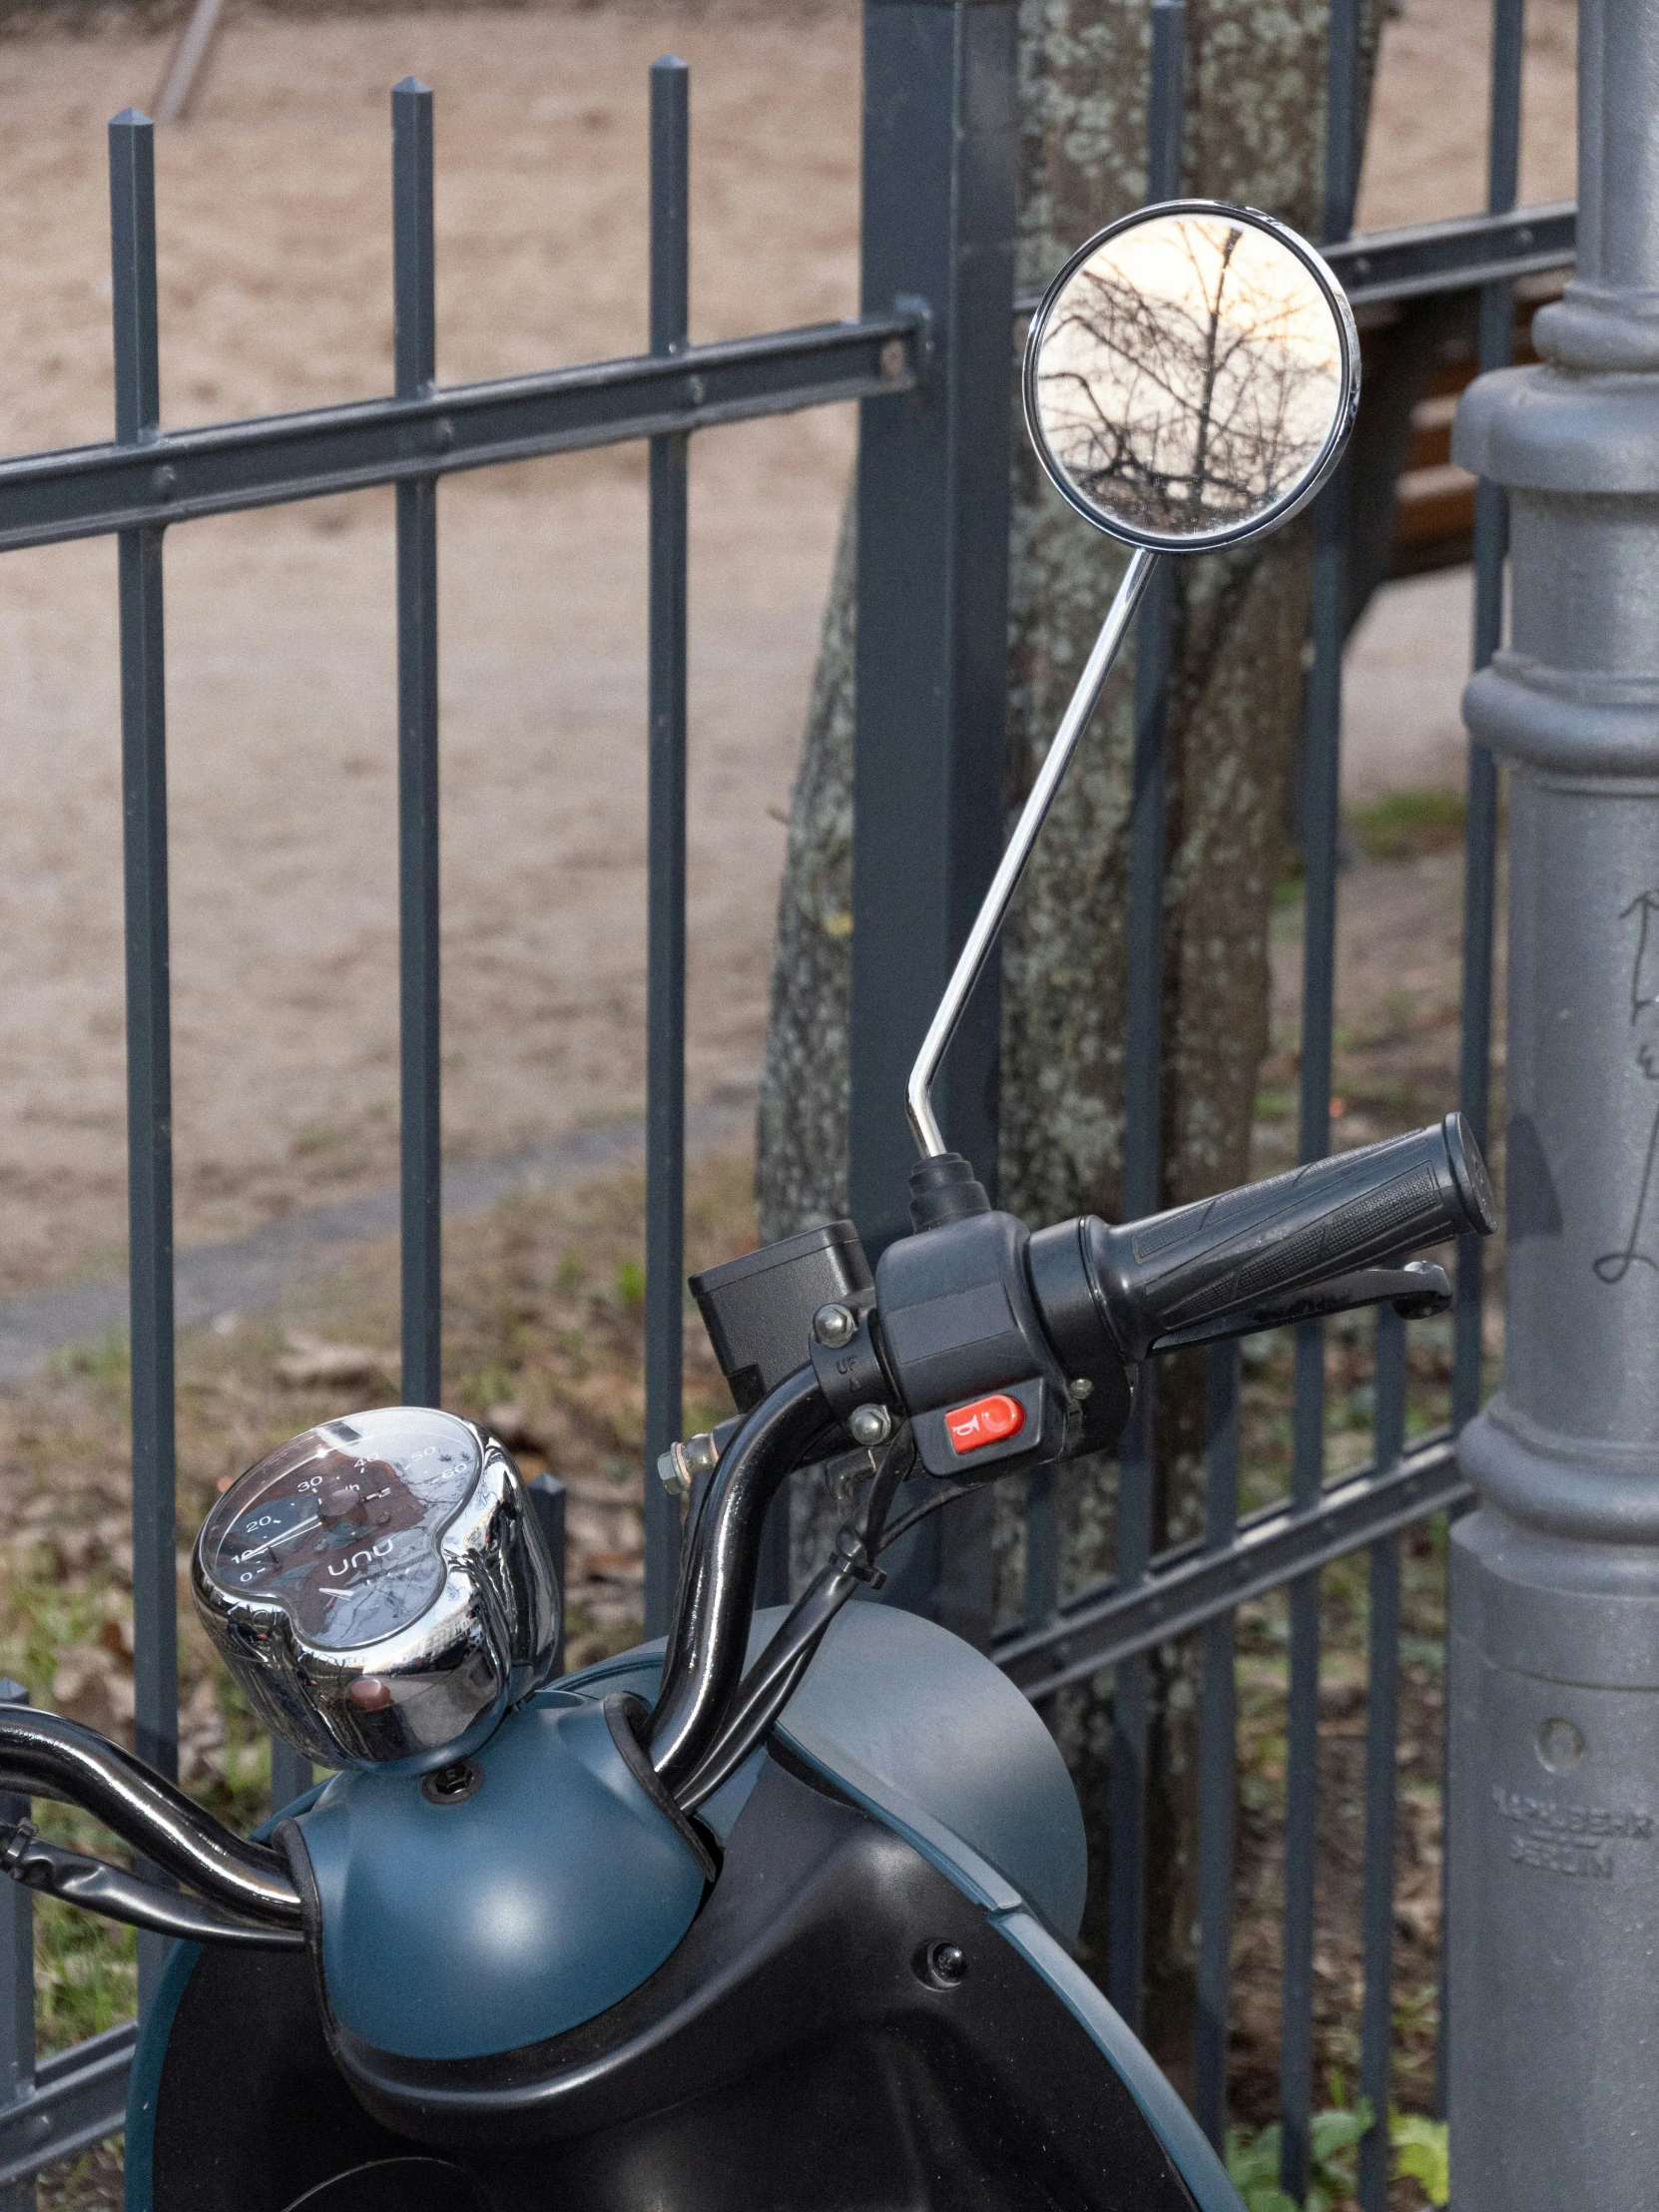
[905,543,1158,1160]
[905,199,1359,1166]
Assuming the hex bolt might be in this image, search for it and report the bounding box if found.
[847,1403,892,1447]
[813,1302,856,1349]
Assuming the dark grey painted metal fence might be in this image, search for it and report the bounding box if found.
[0,0,1566,2195]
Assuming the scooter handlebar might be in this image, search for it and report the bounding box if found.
[1080,1112,1494,1363]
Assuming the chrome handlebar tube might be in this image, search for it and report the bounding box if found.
[0,1705,303,1930]
[643,1365,832,1796]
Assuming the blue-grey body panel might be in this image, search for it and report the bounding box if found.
[126,1784,326,2212]
[766,1724,1244,2212]
[293,1695,706,2060]
[569,1599,1089,1940]
[124,1936,201,2212]
[131,1607,1229,2211]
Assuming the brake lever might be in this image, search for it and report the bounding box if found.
[0,1818,303,1950]
[1147,1259,1451,1356]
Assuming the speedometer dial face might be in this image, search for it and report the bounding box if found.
[200,1407,481,1651]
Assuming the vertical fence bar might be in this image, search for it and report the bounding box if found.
[1440,0,1523,2114]
[643,56,691,1639]
[1106,0,1184,2035]
[0,1683,34,2212]
[1280,0,1359,2184]
[1023,1466,1058,1630]
[1194,1344,1240,2149]
[393,79,442,1410]
[111,108,179,2019]
[529,1473,568,1677]
[270,1738,312,1814]
[1110,615,1164,2022]
[1453,0,1521,1436]
[1357,1308,1405,2211]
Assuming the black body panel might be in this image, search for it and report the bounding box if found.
[151,1752,1196,2212]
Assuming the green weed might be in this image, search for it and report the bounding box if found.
[1350,790,1465,862]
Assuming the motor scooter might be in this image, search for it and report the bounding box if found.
[0,203,1494,2212]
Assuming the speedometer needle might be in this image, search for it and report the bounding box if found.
[256,1516,320,1551]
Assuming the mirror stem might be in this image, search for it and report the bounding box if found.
[905,543,1160,1160]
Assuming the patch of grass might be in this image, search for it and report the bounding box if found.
[34,1895,135,2053]
[1350,789,1466,861]
[47,1330,129,1387]
[1226,2084,1372,2212]
[1226,2094,1449,2210]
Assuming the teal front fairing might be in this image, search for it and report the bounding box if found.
[125,1604,1242,2212]
[278,1599,1088,2067]
[289,1695,707,2060]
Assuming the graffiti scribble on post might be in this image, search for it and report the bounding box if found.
[1593,888,1659,1283]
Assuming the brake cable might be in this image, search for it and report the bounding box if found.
[674,1427,915,1814]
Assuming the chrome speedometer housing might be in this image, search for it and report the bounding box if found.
[192,1407,560,1773]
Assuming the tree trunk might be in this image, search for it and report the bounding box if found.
[758,0,1381,2046]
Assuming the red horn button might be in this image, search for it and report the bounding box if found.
[944,1392,1025,1454]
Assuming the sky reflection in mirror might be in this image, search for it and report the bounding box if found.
[1032,212,1346,542]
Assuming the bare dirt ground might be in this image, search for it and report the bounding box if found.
[0,0,1573,1308]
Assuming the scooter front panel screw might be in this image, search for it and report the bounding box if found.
[813,1302,856,1348]
[916,1939,968,1989]
[421,1758,483,1807]
[848,1403,892,1447]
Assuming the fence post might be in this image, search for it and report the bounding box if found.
[848,0,1017,1257]
[0,1684,33,2212]
[848,0,1015,1647]
[1448,0,1659,2199]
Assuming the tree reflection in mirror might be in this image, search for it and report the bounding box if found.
[1025,205,1357,549]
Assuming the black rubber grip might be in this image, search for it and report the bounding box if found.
[1081,1113,1495,1362]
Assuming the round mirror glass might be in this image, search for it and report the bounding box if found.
[1023,201,1359,552]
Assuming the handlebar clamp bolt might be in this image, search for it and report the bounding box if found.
[847,1403,893,1447]
[813,1302,857,1349]
[658,1429,722,1498]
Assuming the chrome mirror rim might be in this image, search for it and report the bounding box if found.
[1021,197,1361,556]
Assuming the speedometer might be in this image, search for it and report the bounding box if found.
[200,1408,479,1650]
[192,1407,560,1773]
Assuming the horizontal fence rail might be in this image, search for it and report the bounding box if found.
[0,2025,136,2193]
[0,0,1547,2189]
[0,313,922,553]
[997,1434,1470,1697]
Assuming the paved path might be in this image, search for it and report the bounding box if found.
[0,1098,751,1382]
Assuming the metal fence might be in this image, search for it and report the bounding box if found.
[0,0,1568,2200]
